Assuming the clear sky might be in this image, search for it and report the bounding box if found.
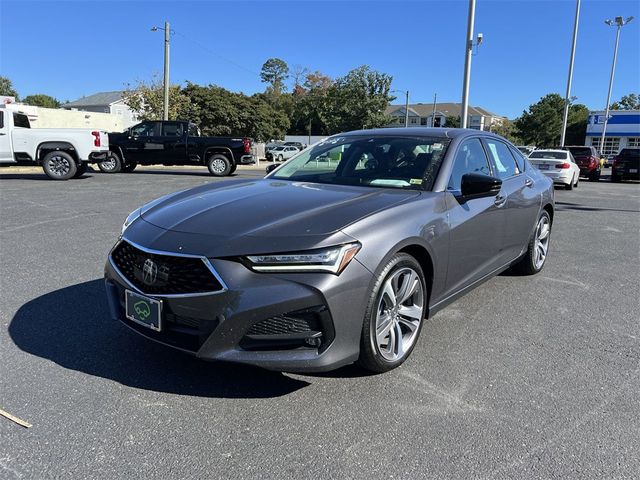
[1,0,639,119]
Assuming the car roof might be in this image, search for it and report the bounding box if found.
[335,127,507,140]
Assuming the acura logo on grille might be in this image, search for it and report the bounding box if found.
[142,258,158,285]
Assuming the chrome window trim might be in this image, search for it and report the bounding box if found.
[109,238,228,298]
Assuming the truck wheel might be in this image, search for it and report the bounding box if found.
[42,151,77,180]
[207,154,231,176]
[98,151,122,173]
[73,162,88,178]
[229,164,237,175]
[122,161,137,173]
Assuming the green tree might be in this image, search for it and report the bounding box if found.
[564,103,589,145]
[22,94,61,108]
[260,58,289,96]
[123,75,191,121]
[492,118,521,143]
[610,93,640,110]
[444,116,460,128]
[0,76,19,100]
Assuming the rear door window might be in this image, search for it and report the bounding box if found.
[162,122,184,137]
[13,113,30,128]
[448,138,491,190]
[484,139,520,179]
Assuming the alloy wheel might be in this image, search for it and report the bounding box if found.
[534,215,550,269]
[374,267,424,361]
[47,154,71,177]
[102,155,117,171]
[211,158,226,174]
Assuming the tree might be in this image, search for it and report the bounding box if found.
[0,76,19,100]
[260,58,289,96]
[491,118,521,144]
[610,93,640,110]
[22,94,60,108]
[564,103,589,145]
[123,75,191,121]
[444,116,460,128]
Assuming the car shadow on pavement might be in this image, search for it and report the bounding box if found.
[8,279,309,398]
[0,173,94,181]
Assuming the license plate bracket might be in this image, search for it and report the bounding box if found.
[125,290,162,331]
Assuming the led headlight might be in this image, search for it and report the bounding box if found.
[246,243,361,274]
[121,208,141,234]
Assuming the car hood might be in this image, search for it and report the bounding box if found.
[141,179,419,238]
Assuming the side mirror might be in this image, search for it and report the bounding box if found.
[460,173,502,198]
[265,163,278,175]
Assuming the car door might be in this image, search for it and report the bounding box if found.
[444,137,505,296]
[483,138,540,264]
[125,121,161,165]
[159,122,189,164]
[0,111,14,163]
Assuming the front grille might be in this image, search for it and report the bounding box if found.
[246,315,313,336]
[111,240,223,295]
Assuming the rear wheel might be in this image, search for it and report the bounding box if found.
[358,253,427,373]
[42,151,77,180]
[228,164,237,175]
[514,210,551,275]
[589,169,600,182]
[207,154,231,176]
[611,171,622,183]
[73,162,88,178]
[278,154,284,162]
[98,151,123,173]
[565,175,574,190]
[122,161,137,173]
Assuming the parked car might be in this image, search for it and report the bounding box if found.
[516,145,536,156]
[528,149,580,190]
[266,145,299,162]
[0,106,109,180]
[559,145,601,181]
[105,127,554,373]
[611,148,640,182]
[102,120,255,177]
[284,141,306,150]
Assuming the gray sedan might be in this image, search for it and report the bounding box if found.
[104,128,554,373]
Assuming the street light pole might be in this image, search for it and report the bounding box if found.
[460,0,476,129]
[431,92,437,127]
[599,16,633,156]
[560,0,581,147]
[163,21,170,121]
[404,90,410,127]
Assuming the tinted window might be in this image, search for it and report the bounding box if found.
[621,149,640,159]
[485,139,519,179]
[13,113,30,128]
[0,111,3,129]
[509,146,526,172]
[162,122,184,136]
[188,123,200,137]
[131,122,157,137]
[448,138,491,190]
[530,151,568,160]
[566,147,592,157]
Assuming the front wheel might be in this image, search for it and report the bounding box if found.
[42,151,77,180]
[514,210,551,275]
[207,154,231,176]
[122,161,137,173]
[98,151,123,173]
[357,253,427,373]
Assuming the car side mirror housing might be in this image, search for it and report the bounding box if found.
[460,173,502,198]
[265,163,278,174]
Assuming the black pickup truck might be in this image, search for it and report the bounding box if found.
[100,120,255,176]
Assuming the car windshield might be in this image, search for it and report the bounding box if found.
[530,151,567,160]
[269,135,451,190]
[566,147,591,157]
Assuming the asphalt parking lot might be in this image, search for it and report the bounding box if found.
[1,166,638,479]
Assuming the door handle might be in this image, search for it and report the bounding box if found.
[494,195,506,207]
[524,178,533,187]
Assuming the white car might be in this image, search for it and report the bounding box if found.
[528,149,580,190]
[268,145,299,161]
[0,106,109,180]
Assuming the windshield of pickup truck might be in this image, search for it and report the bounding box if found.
[13,113,30,128]
[269,135,450,190]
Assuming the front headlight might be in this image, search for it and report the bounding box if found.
[245,243,361,274]
[121,208,141,234]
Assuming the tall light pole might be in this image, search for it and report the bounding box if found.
[151,21,171,121]
[599,16,634,156]
[460,0,476,129]
[431,92,437,127]
[391,89,410,127]
[560,0,581,147]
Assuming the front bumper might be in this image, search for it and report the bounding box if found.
[104,240,372,372]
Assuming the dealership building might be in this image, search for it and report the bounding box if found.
[585,110,640,155]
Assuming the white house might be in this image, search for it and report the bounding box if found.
[385,102,505,131]
[63,91,138,129]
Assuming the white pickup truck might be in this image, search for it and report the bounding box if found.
[0,106,109,180]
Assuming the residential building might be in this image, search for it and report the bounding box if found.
[385,102,505,131]
[585,110,640,155]
[63,91,138,128]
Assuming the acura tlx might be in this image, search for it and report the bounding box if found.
[104,128,554,373]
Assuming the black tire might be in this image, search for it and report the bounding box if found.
[122,161,137,173]
[228,164,237,175]
[207,154,231,176]
[589,170,600,182]
[41,151,77,180]
[513,210,552,276]
[357,253,427,373]
[98,151,123,173]
[73,162,88,178]
[278,154,284,162]
[611,172,622,183]
[565,175,574,190]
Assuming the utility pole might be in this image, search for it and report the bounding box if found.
[431,93,437,127]
[460,0,476,129]
[560,0,581,147]
[151,22,171,120]
[599,16,633,156]
[404,90,410,127]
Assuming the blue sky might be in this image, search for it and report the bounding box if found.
[1,0,639,118]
